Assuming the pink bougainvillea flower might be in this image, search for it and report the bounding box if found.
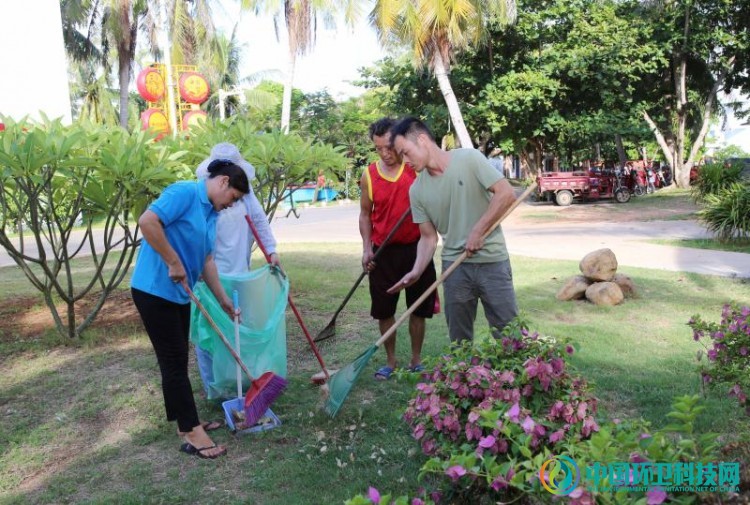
[367,486,381,504]
[549,429,565,443]
[646,487,667,504]
[551,358,565,374]
[581,416,599,436]
[468,411,480,424]
[414,423,425,440]
[740,347,749,356]
[576,402,588,420]
[490,476,508,492]
[506,402,521,423]
[570,489,595,505]
[569,487,583,499]
[549,400,565,419]
[498,370,515,384]
[445,465,467,481]
[566,345,575,354]
[478,435,496,448]
[533,424,546,437]
[521,416,536,434]
[411,499,424,505]
[629,452,648,463]
[422,438,436,455]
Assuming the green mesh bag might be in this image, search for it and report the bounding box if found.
[190,266,289,400]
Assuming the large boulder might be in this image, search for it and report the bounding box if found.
[585,282,624,306]
[612,273,637,298]
[556,275,592,301]
[580,248,618,282]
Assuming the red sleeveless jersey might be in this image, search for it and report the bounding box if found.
[366,161,421,246]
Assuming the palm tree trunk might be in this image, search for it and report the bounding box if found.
[433,54,473,148]
[281,50,296,134]
[118,52,130,128]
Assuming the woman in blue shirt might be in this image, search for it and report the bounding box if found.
[131,159,249,460]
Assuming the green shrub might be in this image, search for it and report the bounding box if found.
[697,182,750,241]
[374,321,737,504]
[347,395,733,505]
[403,321,599,503]
[691,162,745,203]
[689,303,750,414]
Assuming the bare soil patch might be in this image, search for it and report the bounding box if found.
[0,289,142,342]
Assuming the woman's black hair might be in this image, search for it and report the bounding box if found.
[206,159,250,194]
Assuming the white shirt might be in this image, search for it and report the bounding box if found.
[213,191,277,275]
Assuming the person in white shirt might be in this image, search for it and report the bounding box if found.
[195,143,280,272]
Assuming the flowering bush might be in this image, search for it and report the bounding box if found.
[344,487,435,505]
[345,317,734,504]
[347,396,727,505]
[562,395,725,505]
[402,321,600,502]
[689,303,750,413]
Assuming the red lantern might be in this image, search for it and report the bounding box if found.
[178,72,210,104]
[136,68,165,102]
[182,110,208,130]
[140,108,170,139]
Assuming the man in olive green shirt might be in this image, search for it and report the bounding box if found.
[387,116,519,343]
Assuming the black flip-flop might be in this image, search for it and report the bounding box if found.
[203,419,224,432]
[177,420,225,436]
[180,442,227,459]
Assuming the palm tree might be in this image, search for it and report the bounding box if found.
[239,0,358,133]
[370,0,515,147]
[161,0,217,64]
[61,0,152,128]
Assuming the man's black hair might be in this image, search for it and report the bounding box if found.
[368,117,396,140]
[389,116,436,145]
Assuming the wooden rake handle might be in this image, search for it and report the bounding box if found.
[324,208,412,322]
[374,182,537,348]
[185,285,257,382]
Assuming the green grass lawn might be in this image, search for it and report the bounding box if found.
[0,242,749,504]
[650,237,750,254]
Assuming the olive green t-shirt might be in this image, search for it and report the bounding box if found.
[409,148,508,263]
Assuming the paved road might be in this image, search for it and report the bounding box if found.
[2,199,748,278]
[269,200,750,278]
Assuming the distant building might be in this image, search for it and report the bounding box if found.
[0,1,72,123]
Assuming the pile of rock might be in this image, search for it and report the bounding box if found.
[556,248,636,306]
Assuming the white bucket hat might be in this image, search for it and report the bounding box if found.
[195,142,255,181]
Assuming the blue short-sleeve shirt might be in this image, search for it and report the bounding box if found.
[131,180,217,304]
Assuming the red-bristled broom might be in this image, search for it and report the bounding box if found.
[186,285,287,426]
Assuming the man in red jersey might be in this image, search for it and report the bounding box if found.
[360,118,438,380]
